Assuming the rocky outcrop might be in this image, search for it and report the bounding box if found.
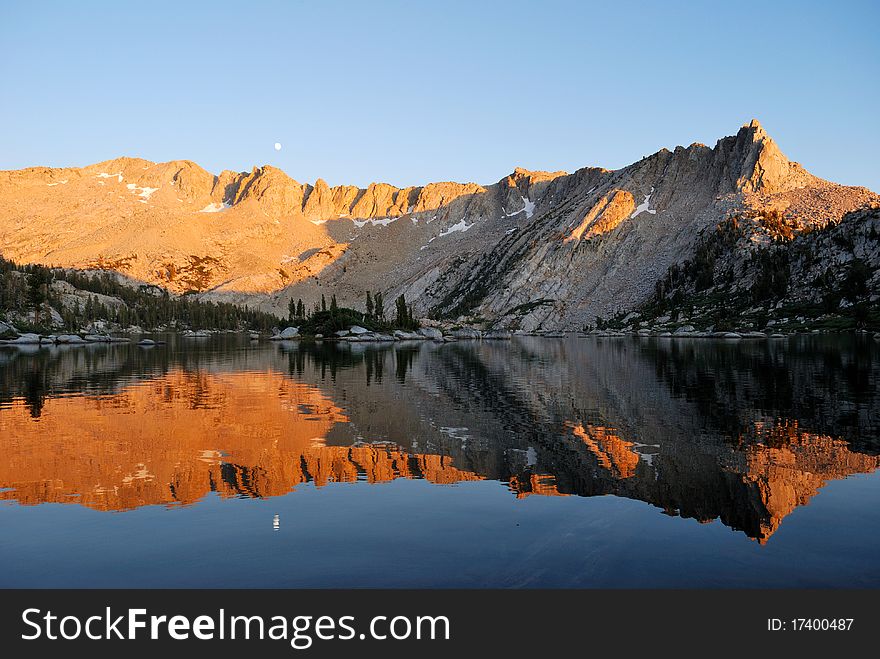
[632,203,880,333]
[565,190,636,241]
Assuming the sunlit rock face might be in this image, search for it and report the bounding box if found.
[1,336,878,543]
[565,191,636,242]
[2,121,875,325]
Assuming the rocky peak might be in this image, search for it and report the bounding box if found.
[725,118,821,194]
[230,164,305,216]
[302,178,334,219]
[156,160,215,201]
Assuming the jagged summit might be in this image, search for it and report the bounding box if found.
[727,118,821,194]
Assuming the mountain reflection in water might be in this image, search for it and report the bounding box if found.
[2,334,878,551]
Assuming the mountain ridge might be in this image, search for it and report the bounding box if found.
[1,120,877,330]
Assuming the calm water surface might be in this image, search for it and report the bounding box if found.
[1,334,878,587]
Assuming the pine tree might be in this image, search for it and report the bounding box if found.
[374,291,384,320]
[366,291,374,318]
[395,294,408,328]
[26,268,52,326]
[288,298,296,322]
[321,294,327,312]
[330,294,338,315]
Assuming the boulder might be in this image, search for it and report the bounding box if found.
[674,325,696,335]
[0,320,17,338]
[451,328,481,339]
[86,321,109,333]
[249,332,259,340]
[138,338,156,346]
[12,333,41,344]
[84,334,110,342]
[349,326,370,335]
[417,327,443,340]
[393,329,422,340]
[270,326,300,340]
[47,307,64,328]
[722,332,743,339]
[334,329,350,337]
[484,330,512,340]
[40,337,55,345]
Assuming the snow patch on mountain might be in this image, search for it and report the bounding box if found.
[438,219,473,237]
[352,217,398,228]
[199,202,231,213]
[630,187,657,219]
[127,183,159,202]
[503,195,535,218]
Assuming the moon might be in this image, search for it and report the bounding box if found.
[274,142,282,151]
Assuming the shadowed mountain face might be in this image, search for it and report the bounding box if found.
[2,121,875,328]
[1,335,877,544]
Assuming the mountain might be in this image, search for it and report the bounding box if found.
[1,120,876,330]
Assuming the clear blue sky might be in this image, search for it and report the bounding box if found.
[1,0,877,190]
